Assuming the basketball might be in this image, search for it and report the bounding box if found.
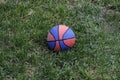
[47,25,76,51]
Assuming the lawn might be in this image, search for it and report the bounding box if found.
[0,0,120,80]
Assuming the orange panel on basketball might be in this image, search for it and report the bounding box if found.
[64,38,76,47]
[59,25,69,40]
[54,41,61,51]
[47,32,55,41]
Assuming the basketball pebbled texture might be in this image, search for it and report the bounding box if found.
[47,25,76,51]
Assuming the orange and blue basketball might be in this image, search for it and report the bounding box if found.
[47,25,76,51]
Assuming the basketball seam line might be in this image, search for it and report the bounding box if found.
[49,31,56,50]
[54,25,61,51]
[62,28,70,39]
[58,25,62,50]
[47,37,75,42]
[49,25,59,41]
[49,31,56,41]
[63,40,71,49]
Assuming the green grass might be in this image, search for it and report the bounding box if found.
[0,0,120,80]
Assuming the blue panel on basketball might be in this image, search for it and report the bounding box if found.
[47,42,56,50]
[63,28,75,39]
[50,25,59,40]
[60,41,70,50]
